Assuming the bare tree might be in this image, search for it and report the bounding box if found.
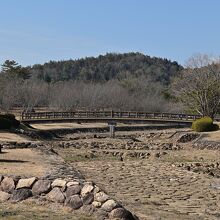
[19,80,49,110]
[172,54,220,118]
[0,77,22,112]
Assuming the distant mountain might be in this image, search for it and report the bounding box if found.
[29,52,183,84]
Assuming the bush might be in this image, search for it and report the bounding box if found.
[0,118,13,129]
[3,114,16,120]
[192,117,219,132]
[0,114,20,130]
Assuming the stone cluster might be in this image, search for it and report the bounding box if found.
[87,150,168,160]
[177,133,200,143]
[58,141,182,151]
[193,140,220,150]
[176,162,220,177]
[0,175,138,220]
[0,142,39,149]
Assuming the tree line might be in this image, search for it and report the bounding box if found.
[1,52,220,118]
[0,53,183,113]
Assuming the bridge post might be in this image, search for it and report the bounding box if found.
[111,110,114,118]
[108,122,116,138]
[109,125,115,138]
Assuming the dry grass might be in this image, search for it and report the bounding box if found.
[202,130,220,141]
[0,149,50,177]
[0,200,95,220]
[31,122,107,130]
[0,131,29,142]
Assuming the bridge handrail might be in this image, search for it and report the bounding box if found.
[21,111,202,121]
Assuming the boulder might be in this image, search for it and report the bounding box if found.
[16,177,37,189]
[109,208,136,220]
[11,188,32,202]
[66,185,82,197]
[46,187,65,203]
[0,177,15,193]
[0,191,10,202]
[32,180,51,195]
[101,199,118,212]
[65,195,83,210]
[95,191,109,203]
[82,193,94,205]
[81,185,94,197]
[51,179,67,188]
[96,209,108,220]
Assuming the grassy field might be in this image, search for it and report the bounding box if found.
[0,201,95,220]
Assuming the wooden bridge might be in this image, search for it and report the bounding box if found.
[20,111,201,125]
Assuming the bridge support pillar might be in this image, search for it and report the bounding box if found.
[109,124,116,138]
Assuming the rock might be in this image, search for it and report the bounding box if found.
[93,186,100,194]
[46,187,65,203]
[96,209,108,220]
[109,208,136,220]
[82,193,94,205]
[0,191,10,202]
[16,177,37,189]
[95,191,109,203]
[80,205,95,214]
[11,188,32,202]
[67,181,80,187]
[0,176,3,184]
[65,195,83,210]
[66,185,82,197]
[155,152,161,158]
[101,199,118,212]
[81,185,94,197]
[92,201,102,208]
[32,180,51,195]
[0,177,15,193]
[51,179,67,188]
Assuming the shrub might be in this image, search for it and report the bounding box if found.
[3,114,16,120]
[0,114,20,130]
[192,117,219,132]
[0,118,13,129]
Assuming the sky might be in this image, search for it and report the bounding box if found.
[0,0,220,66]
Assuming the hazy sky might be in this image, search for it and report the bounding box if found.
[0,0,220,66]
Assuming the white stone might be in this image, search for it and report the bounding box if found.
[81,185,94,197]
[101,199,118,212]
[95,191,109,203]
[16,177,37,189]
[67,181,80,187]
[92,201,102,208]
[51,179,67,188]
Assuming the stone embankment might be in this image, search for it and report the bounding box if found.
[0,175,138,220]
[0,143,138,220]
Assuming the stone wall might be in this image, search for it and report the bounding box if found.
[0,175,138,220]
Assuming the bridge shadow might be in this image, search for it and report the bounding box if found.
[0,159,28,163]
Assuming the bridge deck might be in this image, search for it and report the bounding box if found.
[20,111,199,125]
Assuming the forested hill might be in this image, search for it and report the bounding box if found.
[30,53,183,84]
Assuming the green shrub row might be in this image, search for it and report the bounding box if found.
[192,117,219,132]
[0,114,20,130]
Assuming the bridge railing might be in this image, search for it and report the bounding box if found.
[21,111,202,121]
